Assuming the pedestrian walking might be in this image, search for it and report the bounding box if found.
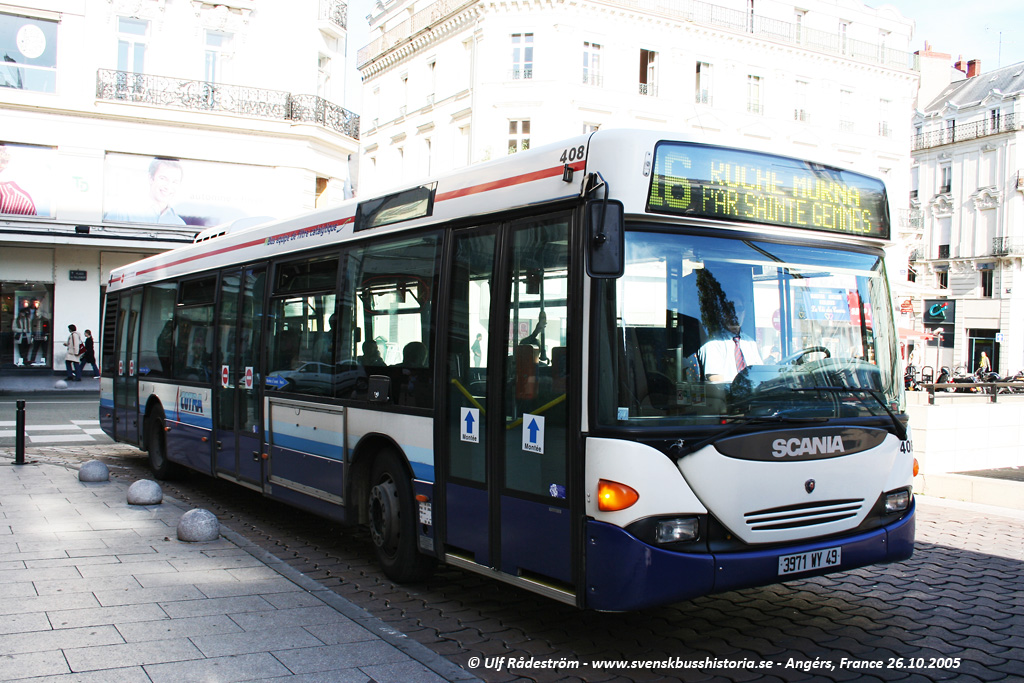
[82,329,99,378]
[63,324,83,382]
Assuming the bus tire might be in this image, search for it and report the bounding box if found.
[146,408,181,480]
[367,450,435,582]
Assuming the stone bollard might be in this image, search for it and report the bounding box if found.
[79,460,110,482]
[177,508,220,542]
[127,479,163,506]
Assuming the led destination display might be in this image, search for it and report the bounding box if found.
[647,142,890,239]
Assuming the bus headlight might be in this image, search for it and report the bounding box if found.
[655,517,700,544]
[885,489,911,513]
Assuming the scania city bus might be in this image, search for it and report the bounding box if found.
[101,129,915,610]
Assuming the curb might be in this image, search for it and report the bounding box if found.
[914,472,1024,511]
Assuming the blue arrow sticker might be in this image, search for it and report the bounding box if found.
[521,413,544,454]
[460,407,480,443]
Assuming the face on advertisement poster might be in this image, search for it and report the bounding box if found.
[102,153,278,228]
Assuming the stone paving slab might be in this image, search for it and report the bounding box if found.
[0,458,478,682]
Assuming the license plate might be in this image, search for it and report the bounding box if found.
[778,547,841,576]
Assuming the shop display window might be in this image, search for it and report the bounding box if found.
[1,283,55,368]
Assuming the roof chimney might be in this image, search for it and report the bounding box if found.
[954,56,966,73]
[967,59,981,78]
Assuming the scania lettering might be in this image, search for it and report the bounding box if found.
[772,436,846,458]
[100,130,914,611]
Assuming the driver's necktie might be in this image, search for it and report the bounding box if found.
[733,336,747,372]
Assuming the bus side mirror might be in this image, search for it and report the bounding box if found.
[586,199,624,278]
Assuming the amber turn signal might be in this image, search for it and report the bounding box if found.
[913,458,919,477]
[597,479,639,511]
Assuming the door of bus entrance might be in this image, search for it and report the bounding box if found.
[444,216,574,594]
[214,266,266,487]
[114,290,142,445]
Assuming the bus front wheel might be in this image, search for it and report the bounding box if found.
[367,450,435,582]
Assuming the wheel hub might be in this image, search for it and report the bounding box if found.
[369,478,398,550]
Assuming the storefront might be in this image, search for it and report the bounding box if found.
[2,282,54,368]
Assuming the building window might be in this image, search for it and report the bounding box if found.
[508,120,530,155]
[583,41,602,86]
[878,99,891,137]
[426,59,436,105]
[981,269,994,298]
[695,62,712,105]
[989,108,1001,133]
[204,30,233,83]
[839,89,854,132]
[639,49,657,96]
[907,265,916,283]
[511,33,533,80]
[940,165,952,194]
[937,271,948,289]
[117,17,148,74]
[583,123,600,134]
[839,21,849,54]
[399,73,408,116]
[747,75,763,115]
[317,54,331,99]
[945,118,955,143]
[794,80,809,122]
[794,11,805,43]
[0,13,58,92]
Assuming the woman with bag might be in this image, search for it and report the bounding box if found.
[82,329,99,378]
[63,324,83,382]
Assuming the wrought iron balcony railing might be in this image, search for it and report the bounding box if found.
[358,0,918,72]
[319,0,347,30]
[912,113,1018,151]
[97,70,359,139]
[992,237,1024,256]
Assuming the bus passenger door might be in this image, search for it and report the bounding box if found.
[215,266,266,487]
[497,216,574,592]
[115,290,143,444]
[443,215,575,600]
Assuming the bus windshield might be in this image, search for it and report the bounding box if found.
[595,229,900,427]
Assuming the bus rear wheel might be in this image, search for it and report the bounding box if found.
[146,408,181,480]
[367,451,435,582]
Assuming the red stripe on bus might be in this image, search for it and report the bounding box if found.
[435,160,587,203]
[127,216,357,281]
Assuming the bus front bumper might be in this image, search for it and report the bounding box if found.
[584,499,915,612]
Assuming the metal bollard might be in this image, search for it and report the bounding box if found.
[15,400,26,465]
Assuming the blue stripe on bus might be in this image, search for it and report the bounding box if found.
[271,432,344,460]
[585,501,916,611]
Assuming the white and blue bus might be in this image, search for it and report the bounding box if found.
[101,129,915,611]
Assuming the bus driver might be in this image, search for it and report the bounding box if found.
[699,298,762,382]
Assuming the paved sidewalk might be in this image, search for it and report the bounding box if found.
[0,370,99,397]
[0,456,476,683]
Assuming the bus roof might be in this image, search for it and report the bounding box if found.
[107,129,890,292]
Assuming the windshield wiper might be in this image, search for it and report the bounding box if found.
[790,386,907,441]
[676,413,829,457]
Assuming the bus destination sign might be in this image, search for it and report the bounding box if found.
[647,142,890,239]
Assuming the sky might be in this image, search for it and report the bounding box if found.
[342,0,1024,108]
[874,0,1024,73]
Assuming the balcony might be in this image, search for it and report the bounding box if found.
[357,0,917,72]
[319,0,347,32]
[96,70,359,139]
[992,237,1024,256]
[896,208,923,231]
[912,113,1018,151]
